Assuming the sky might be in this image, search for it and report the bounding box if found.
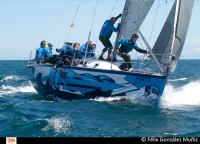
[0,0,199,60]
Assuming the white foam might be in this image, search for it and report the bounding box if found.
[43,116,71,134]
[168,77,188,82]
[92,96,124,102]
[0,75,21,82]
[160,81,200,109]
[0,85,37,96]
[91,81,200,109]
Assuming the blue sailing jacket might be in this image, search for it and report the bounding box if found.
[57,45,74,56]
[99,20,120,39]
[73,49,82,59]
[80,43,95,59]
[117,38,147,54]
[57,45,83,59]
[43,47,52,58]
[35,47,52,62]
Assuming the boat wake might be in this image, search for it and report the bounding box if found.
[0,74,37,97]
[0,85,37,96]
[92,93,158,107]
[0,75,22,82]
[160,80,200,109]
[91,80,200,109]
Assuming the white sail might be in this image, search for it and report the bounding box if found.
[153,0,194,72]
[113,0,154,60]
[118,0,154,40]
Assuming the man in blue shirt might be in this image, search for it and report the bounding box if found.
[56,42,75,65]
[117,33,148,71]
[80,41,96,59]
[35,40,52,64]
[56,42,74,57]
[72,42,82,59]
[98,14,122,61]
[48,43,53,55]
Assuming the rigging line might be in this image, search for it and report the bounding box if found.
[90,0,98,32]
[28,50,33,64]
[137,29,164,74]
[45,0,72,40]
[71,0,81,27]
[107,0,118,18]
[148,0,161,43]
[65,0,82,41]
[138,38,147,71]
[83,0,98,64]
[165,0,168,19]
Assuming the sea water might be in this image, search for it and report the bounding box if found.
[0,60,200,137]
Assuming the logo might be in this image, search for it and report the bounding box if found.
[6,137,17,144]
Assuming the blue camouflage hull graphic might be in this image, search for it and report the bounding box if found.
[28,64,167,100]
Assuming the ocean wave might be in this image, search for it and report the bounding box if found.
[164,132,179,136]
[0,75,22,82]
[160,80,200,109]
[0,85,37,96]
[42,116,71,134]
[168,77,188,82]
[180,131,200,137]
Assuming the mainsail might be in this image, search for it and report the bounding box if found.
[153,0,194,72]
[117,0,155,40]
[113,0,154,60]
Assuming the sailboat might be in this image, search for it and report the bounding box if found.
[27,0,194,104]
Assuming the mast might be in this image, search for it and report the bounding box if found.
[112,0,130,61]
[169,0,180,69]
[170,0,194,72]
